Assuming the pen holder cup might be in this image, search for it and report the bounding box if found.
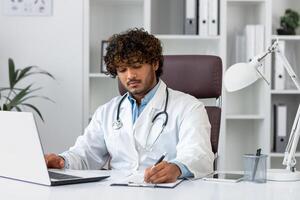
[243,154,268,183]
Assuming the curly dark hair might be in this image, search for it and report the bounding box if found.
[104,28,163,78]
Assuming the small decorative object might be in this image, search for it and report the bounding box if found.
[100,40,109,74]
[0,58,55,121]
[277,9,300,35]
[3,0,53,16]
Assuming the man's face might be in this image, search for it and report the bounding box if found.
[117,62,158,97]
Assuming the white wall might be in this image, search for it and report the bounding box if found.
[0,0,84,153]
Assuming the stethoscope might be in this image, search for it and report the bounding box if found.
[112,87,169,151]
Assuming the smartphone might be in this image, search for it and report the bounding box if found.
[203,172,244,183]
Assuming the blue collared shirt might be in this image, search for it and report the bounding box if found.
[127,81,160,124]
[127,81,194,178]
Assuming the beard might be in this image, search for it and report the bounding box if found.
[126,79,145,95]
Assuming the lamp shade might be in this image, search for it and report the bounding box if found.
[224,61,260,92]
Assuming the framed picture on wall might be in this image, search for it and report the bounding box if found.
[100,40,109,73]
[3,0,53,16]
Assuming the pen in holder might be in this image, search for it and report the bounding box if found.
[252,148,261,181]
[243,149,268,183]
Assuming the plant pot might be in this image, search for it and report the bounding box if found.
[277,28,295,35]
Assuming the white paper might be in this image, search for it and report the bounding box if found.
[111,171,183,188]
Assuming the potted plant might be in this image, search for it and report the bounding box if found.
[277,9,300,35]
[0,58,54,121]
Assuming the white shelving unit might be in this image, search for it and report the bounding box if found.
[271,35,300,40]
[269,0,300,170]
[84,0,145,125]
[83,0,300,171]
[223,0,270,171]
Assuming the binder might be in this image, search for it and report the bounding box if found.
[199,0,208,36]
[245,25,255,62]
[184,0,198,35]
[255,25,264,55]
[274,104,287,153]
[208,0,218,36]
[274,40,286,90]
[255,25,265,73]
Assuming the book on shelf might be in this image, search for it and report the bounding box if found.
[235,25,264,68]
[245,25,265,62]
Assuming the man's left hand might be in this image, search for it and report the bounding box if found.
[144,161,181,183]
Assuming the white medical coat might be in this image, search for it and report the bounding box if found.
[61,81,214,178]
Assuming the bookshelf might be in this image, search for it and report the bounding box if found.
[83,0,300,171]
[270,0,300,170]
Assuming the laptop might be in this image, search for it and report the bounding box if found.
[0,111,109,186]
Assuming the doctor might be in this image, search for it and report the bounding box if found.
[45,28,214,183]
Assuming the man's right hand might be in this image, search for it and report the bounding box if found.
[44,153,65,169]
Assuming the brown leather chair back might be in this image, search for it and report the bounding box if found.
[118,55,222,156]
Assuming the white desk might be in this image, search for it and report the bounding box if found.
[1,170,300,200]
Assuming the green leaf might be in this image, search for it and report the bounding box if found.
[15,66,34,85]
[21,103,44,122]
[0,87,23,92]
[27,86,42,94]
[5,85,32,109]
[3,58,55,122]
[8,58,16,89]
[1,95,12,102]
[3,104,9,111]
[19,95,55,104]
[14,106,22,112]
[25,70,55,80]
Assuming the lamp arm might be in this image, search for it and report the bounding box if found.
[257,40,300,90]
[283,105,300,171]
[271,39,300,171]
[275,47,300,90]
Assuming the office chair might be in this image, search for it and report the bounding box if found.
[118,55,222,169]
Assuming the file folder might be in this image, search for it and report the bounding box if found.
[208,0,218,36]
[274,40,286,90]
[184,0,198,35]
[245,25,256,62]
[274,104,287,153]
[199,0,208,36]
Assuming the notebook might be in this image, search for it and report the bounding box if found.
[0,111,109,186]
[111,171,184,188]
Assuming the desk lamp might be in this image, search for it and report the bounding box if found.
[224,39,300,181]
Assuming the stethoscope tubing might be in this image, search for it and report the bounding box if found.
[113,87,169,130]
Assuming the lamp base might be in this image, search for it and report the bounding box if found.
[267,169,300,181]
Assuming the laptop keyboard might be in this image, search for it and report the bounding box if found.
[48,171,81,180]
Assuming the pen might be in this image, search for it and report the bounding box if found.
[252,148,261,181]
[153,152,167,166]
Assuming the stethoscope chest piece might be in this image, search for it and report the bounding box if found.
[112,120,123,130]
